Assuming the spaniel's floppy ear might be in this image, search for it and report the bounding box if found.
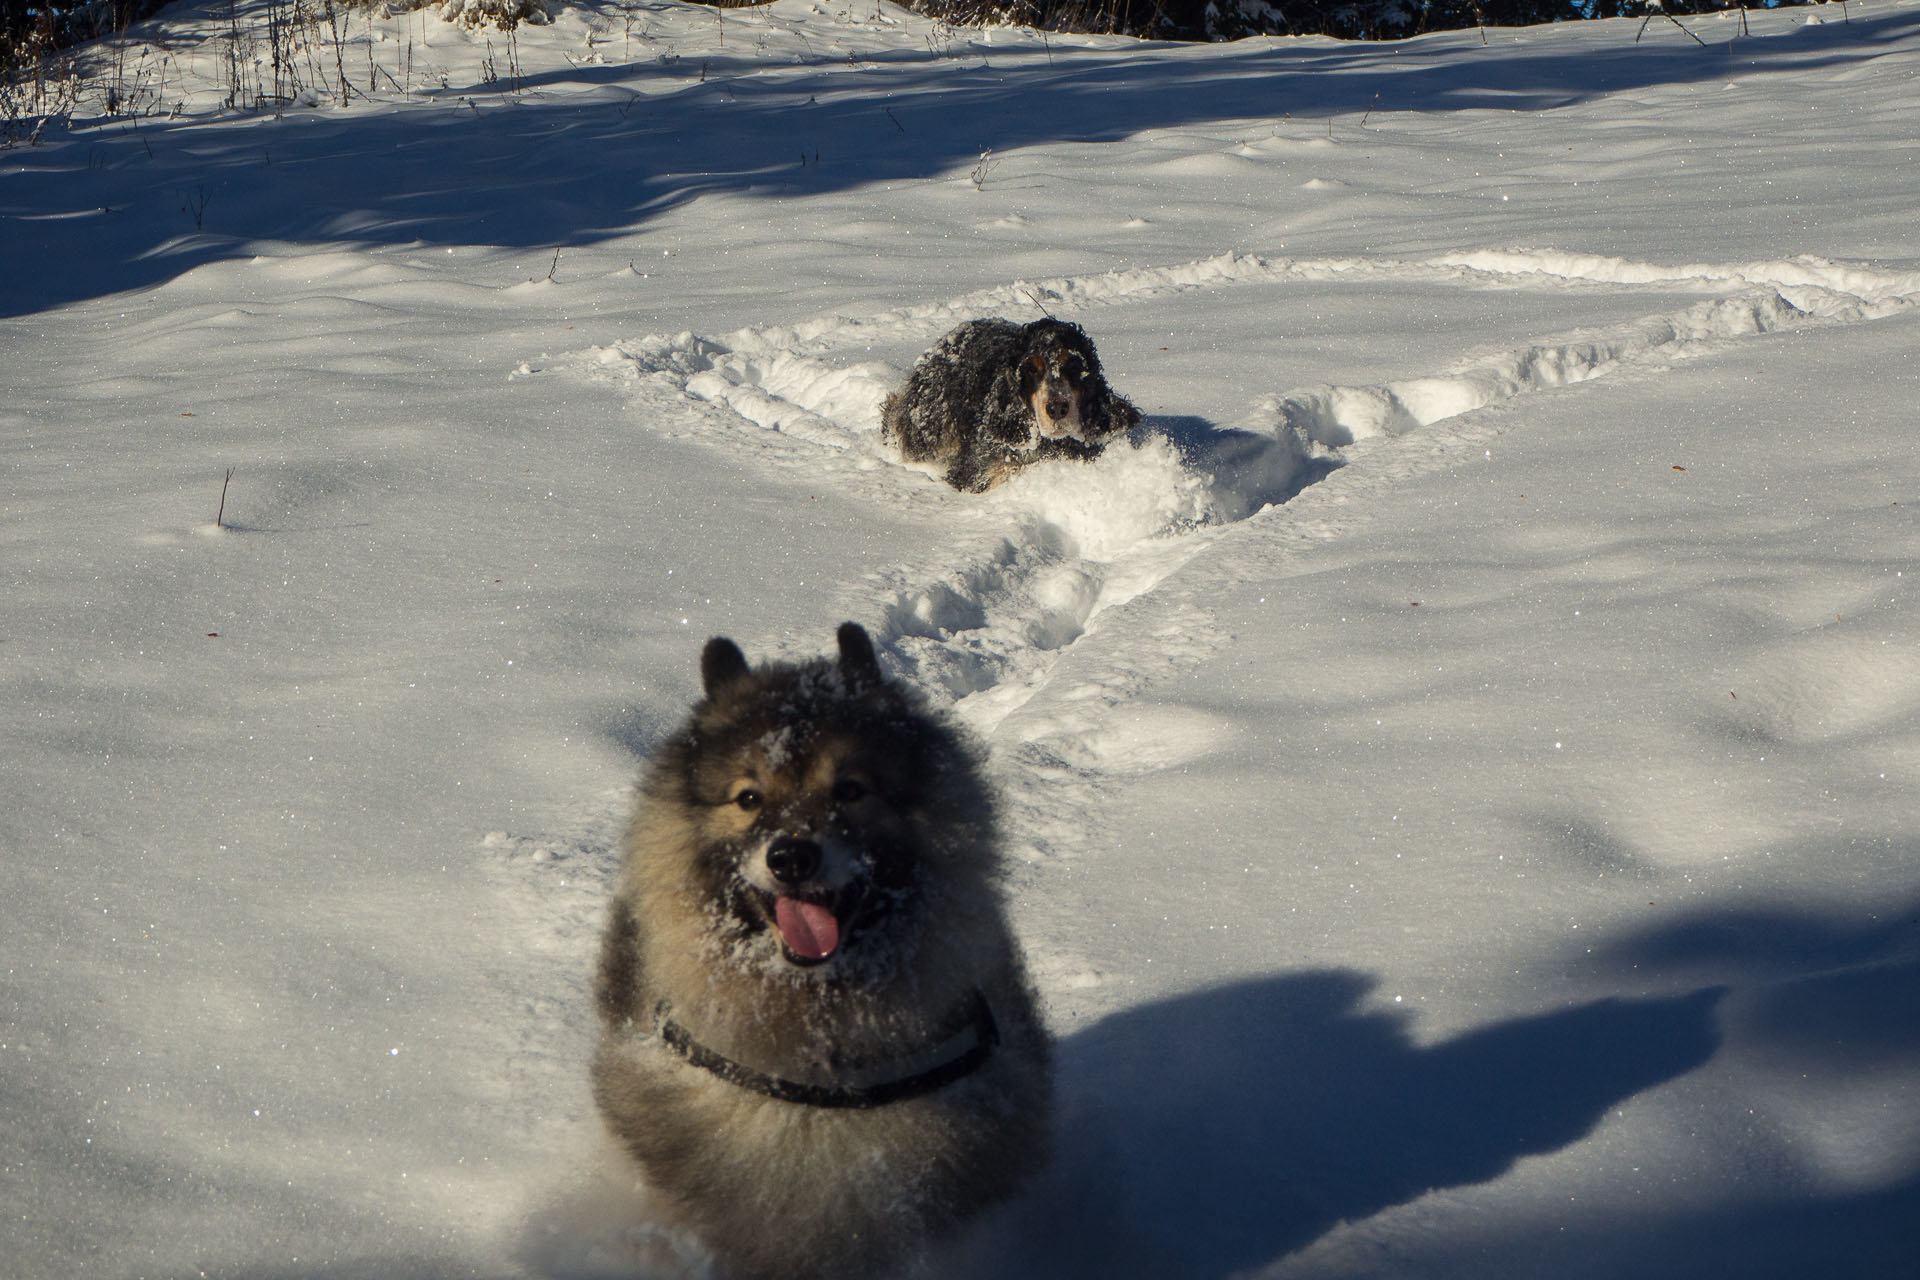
[1082,386,1111,435]
[1090,383,1142,438]
[1072,340,1099,377]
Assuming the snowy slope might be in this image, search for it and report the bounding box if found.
[3,2,1917,1277]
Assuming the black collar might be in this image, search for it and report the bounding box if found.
[654,992,998,1110]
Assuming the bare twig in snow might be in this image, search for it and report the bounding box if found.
[969,148,998,190]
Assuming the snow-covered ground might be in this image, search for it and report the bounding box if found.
[4,2,1917,1276]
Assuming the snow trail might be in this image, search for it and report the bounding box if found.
[559,245,1919,746]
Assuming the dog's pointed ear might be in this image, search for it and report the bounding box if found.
[701,637,750,698]
[836,623,882,691]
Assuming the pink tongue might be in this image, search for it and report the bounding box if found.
[774,896,840,960]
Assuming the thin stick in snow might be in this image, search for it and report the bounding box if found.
[1636,12,1706,47]
[969,149,998,190]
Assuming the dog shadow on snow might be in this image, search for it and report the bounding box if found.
[954,970,1723,1280]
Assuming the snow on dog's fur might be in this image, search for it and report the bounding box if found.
[591,623,1051,1280]
[882,318,1142,492]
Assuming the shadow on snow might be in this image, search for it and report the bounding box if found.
[5,7,1918,315]
[973,969,1724,1278]
[985,881,1920,1278]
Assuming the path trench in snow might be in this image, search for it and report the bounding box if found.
[561,245,1919,745]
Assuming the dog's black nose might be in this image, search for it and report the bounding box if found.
[1045,398,1070,420]
[766,836,822,886]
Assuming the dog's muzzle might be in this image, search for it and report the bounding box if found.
[757,835,854,965]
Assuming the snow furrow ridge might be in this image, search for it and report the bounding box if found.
[1255,287,1817,446]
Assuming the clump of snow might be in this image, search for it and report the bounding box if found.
[437,0,551,28]
[993,434,1215,560]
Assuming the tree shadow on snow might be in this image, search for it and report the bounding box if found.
[7,7,1920,316]
[964,970,1723,1279]
[1325,885,1920,1279]
[1388,1169,1920,1280]
[1593,876,1920,1109]
[1595,872,1920,979]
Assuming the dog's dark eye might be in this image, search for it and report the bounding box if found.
[832,779,865,804]
[733,788,763,812]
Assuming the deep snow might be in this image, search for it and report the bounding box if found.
[3,2,1917,1277]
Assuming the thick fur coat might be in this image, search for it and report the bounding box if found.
[881,317,1142,492]
[592,624,1052,1280]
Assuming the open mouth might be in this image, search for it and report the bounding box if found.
[753,887,862,966]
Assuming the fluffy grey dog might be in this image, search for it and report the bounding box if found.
[592,623,1052,1280]
[881,317,1142,492]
